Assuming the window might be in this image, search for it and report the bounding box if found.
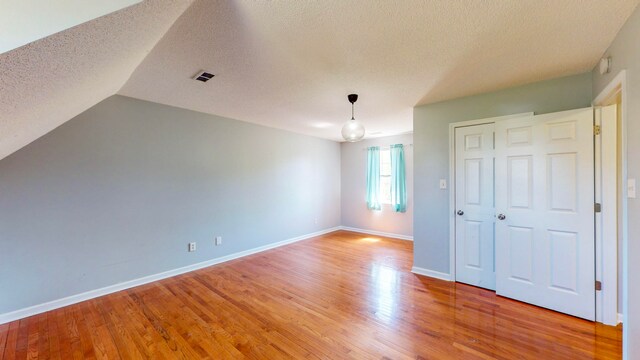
[366,144,407,212]
[379,148,391,204]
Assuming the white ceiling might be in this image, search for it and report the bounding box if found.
[0,0,142,54]
[1,0,638,160]
[0,0,193,160]
[120,0,638,141]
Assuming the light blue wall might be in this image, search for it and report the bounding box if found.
[412,73,592,274]
[0,95,341,314]
[592,5,640,357]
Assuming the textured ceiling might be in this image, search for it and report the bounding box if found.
[1,0,638,160]
[120,0,638,142]
[0,0,193,160]
[0,0,142,54]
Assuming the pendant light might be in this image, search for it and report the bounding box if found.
[341,94,365,142]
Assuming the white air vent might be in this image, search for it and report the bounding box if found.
[193,71,215,82]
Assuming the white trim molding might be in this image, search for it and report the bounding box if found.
[411,266,453,281]
[594,105,619,326]
[593,70,627,328]
[0,227,341,325]
[593,70,627,105]
[339,226,413,241]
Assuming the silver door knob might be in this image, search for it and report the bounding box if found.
[457,210,464,216]
[497,214,506,220]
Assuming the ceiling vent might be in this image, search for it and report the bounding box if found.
[193,71,215,82]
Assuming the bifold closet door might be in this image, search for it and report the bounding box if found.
[455,123,496,290]
[494,108,595,320]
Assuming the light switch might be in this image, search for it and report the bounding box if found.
[439,179,447,189]
[628,178,636,198]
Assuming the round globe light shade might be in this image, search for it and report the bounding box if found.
[341,119,365,142]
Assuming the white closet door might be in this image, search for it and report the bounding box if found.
[494,108,595,320]
[455,124,496,290]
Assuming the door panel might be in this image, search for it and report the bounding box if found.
[548,153,577,211]
[464,220,482,268]
[465,159,482,204]
[548,230,579,292]
[495,108,595,320]
[455,124,495,290]
[508,226,534,283]
[508,156,532,208]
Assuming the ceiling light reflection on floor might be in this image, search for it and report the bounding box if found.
[360,237,380,243]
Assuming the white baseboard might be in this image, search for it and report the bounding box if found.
[0,226,341,325]
[339,226,413,241]
[411,266,453,281]
[618,313,623,324]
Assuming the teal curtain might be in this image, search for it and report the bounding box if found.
[366,146,381,210]
[390,144,407,213]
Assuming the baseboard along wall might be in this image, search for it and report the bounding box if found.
[411,266,453,281]
[0,227,341,324]
[339,226,413,241]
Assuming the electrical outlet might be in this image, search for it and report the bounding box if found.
[188,242,196,252]
[215,236,222,246]
[439,179,447,189]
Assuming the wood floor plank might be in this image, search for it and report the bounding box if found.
[82,300,120,360]
[2,321,20,360]
[46,310,60,360]
[0,324,9,359]
[51,308,70,360]
[94,296,145,360]
[30,313,48,360]
[0,231,623,359]
[12,319,29,359]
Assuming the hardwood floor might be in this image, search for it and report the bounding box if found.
[0,230,622,359]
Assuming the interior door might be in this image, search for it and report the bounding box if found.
[455,124,496,290]
[494,108,595,320]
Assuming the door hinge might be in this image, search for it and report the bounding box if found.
[595,280,602,291]
[595,203,602,213]
[594,125,601,135]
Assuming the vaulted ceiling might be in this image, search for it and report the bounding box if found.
[0,0,193,160]
[1,0,638,160]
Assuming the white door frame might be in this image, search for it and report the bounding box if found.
[594,105,618,325]
[593,70,627,329]
[448,113,533,281]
